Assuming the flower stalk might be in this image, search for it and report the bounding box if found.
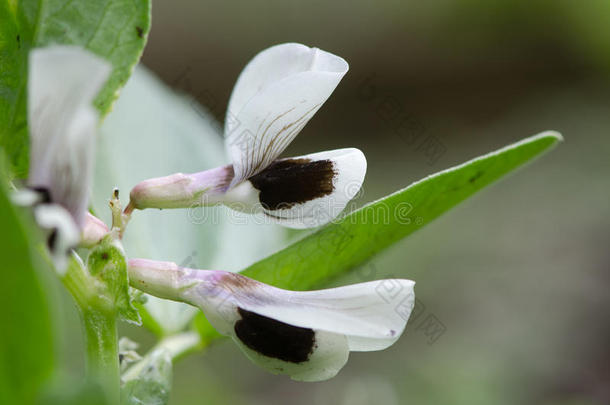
[109,188,132,237]
[62,257,120,403]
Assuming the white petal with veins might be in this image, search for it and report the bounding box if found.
[225,43,348,185]
[187,274,414,352]
[127,259,415,381]
[28,46,111,227]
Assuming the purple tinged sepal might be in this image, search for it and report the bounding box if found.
[127,165,262,213]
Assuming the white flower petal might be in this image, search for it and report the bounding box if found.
[188,274,413,379]
[246,148,367,229]
[11,188,43,206]
[128,260,415,381]
[34,204,81,274]
[191,275,415,352]
[225,43,348,185]
[176,272,414,351]
[28,46,111,226]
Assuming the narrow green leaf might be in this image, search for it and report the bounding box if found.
[39,379,109,405]
[0,0,151,177]
[0,160,55,404]
[242,131,562,289]
[192,131,562,342]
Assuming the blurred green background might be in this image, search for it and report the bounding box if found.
[61,1,610,404]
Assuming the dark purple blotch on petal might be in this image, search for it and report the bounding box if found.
[28,186,52,204]
[249,158,335,210]
[47,228,58,251]
[234,307,315,363]
[27,187,61,251]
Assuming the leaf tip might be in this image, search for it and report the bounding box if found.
[540,130,563,143]
[532,130,563,146]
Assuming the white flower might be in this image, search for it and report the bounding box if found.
[16,46,111,271]
[128,43,366,229]
[127,258,415,382]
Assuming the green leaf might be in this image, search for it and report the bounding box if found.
[39,379,109,405]
[193,131,562,341]
[0,0,151,177]
[87,238,141,325]
[0,158,55,404]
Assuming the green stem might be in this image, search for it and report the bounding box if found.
[62,257,120,403]
[82,309,120,404]
[62,256,92,307]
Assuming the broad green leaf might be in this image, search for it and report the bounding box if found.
[0,160,54,404]
[0,0,151,177]
[194,131,562,342]
[93,67,287,335]
[87,238,141,325]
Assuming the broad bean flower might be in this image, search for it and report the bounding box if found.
[14,44,417,384]
[128,43,366,229]
[14,46,110,270]
[128,258,415,381]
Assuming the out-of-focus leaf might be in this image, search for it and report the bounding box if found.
[192,313,222,345]
[0,159,54,404]
[93,67,287,335]
[87,238,141,325]
[39,379,108,405]
[0,0,151,177]
[121,348,172,405]
[194,131,562,341]
[132,300,164,336]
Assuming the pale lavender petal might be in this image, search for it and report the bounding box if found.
[28,46,111,227]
